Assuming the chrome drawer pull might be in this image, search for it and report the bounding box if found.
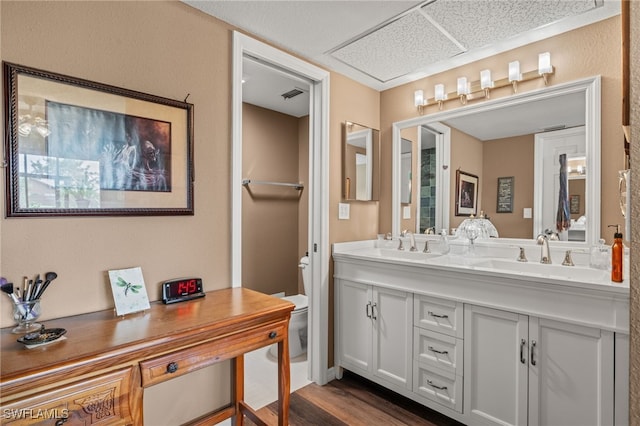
[427,379,448,390]
[371,302,378,320]
[428,311,449,319]
[166,362,179,374]
[520,339,526,364]
[366,302,372,318]
[428,346,449,355]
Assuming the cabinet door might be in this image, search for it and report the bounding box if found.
[528,317,614,426]
[372,286,412,389]
[464,304,528,426]
[336,279,372,373]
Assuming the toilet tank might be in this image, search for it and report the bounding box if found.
[299,256,310,296]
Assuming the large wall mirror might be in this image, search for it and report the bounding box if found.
[343,121,380,201]
[392,76,600,246]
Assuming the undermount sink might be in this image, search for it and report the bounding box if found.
[469,258,610,283]
[351,247,443,262]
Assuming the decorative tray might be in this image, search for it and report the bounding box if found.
[18,328,67,346]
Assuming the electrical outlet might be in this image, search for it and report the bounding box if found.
[338,203,350,220]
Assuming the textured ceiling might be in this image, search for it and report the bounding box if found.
[331,0,599,83]
[183,0,619,91]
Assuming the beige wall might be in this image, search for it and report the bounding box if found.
[297,116,309,294]
[449,128,483,229]
[380,16,625,244]
[482,134,535,239]
[241,103,303,297]
[1,1,235,322]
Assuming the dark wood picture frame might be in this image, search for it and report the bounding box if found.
[3,62,194,217]
[455,169,478,216]
[496,176,514,213]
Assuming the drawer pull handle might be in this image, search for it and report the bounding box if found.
[166,362,179,374]
[269,331,277,339]
[520,339,526,364]
[366,302,372,318]
[428,311,449,319]
[428,346,449,355]
[427,379,448,390]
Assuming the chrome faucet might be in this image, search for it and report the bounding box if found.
[399,230,418,252]
[536,234,552,264]
[408,232,418,252]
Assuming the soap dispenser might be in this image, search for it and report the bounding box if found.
[608,225,623,283]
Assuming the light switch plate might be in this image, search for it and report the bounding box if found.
[523,207,532,219]
[338,203,350,220]
[403,206,411,219]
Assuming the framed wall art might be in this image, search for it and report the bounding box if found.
[455,169,478,216]
[570,194,580,214]
[3,62,194,217]
[496,176,514,213]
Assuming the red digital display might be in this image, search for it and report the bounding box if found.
[176,279,197,296]
[163,278,204,303]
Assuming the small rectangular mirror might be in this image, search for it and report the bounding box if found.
[342,121,379,201]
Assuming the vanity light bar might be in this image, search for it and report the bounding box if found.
[414,53,554,114]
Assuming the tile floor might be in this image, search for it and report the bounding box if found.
[218,345,311,425]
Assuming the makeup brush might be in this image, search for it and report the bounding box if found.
[1,281,28,316]
[34,272,57,299]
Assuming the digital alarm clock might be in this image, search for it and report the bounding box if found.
[162,278,205,304]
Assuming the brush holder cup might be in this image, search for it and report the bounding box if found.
[12,299,42,334]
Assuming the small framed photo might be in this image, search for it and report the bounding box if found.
[496,176,515,213]
[570,194,580,214]
[455,169,478,216]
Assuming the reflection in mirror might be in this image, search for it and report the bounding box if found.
[534,126,586,241]
[393,77,600,246]
[397,124,450,235]
[343,122,380,201]
[400,138,411,204]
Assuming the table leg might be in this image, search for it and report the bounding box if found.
[277,337,290,426]
[234,354,245,426]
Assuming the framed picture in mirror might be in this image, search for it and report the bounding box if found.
[570,194,580,214]
[3,62,194,217]
[455,169,478,216]
[497,176,514,213]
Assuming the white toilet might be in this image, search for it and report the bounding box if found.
[270,256,310,358]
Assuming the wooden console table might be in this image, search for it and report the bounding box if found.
[0,288,294,425]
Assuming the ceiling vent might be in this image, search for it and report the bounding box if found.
[281,87,305,100]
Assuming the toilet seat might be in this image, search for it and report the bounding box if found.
[282,294,308,312]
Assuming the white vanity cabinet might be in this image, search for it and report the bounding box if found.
[335,278,413,390]
[464,304,614,426]
[333,240,628,426]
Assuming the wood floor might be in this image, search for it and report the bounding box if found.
[248,370,465,426]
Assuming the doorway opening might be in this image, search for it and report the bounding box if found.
[231,32,331,386]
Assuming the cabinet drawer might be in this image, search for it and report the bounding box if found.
[414,295,463,338]
[1,367,134,426]
[140,319,288,387]
[413,363,462,413]
[414,327,462,376]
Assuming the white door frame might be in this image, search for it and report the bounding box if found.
[231,32,331,385]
